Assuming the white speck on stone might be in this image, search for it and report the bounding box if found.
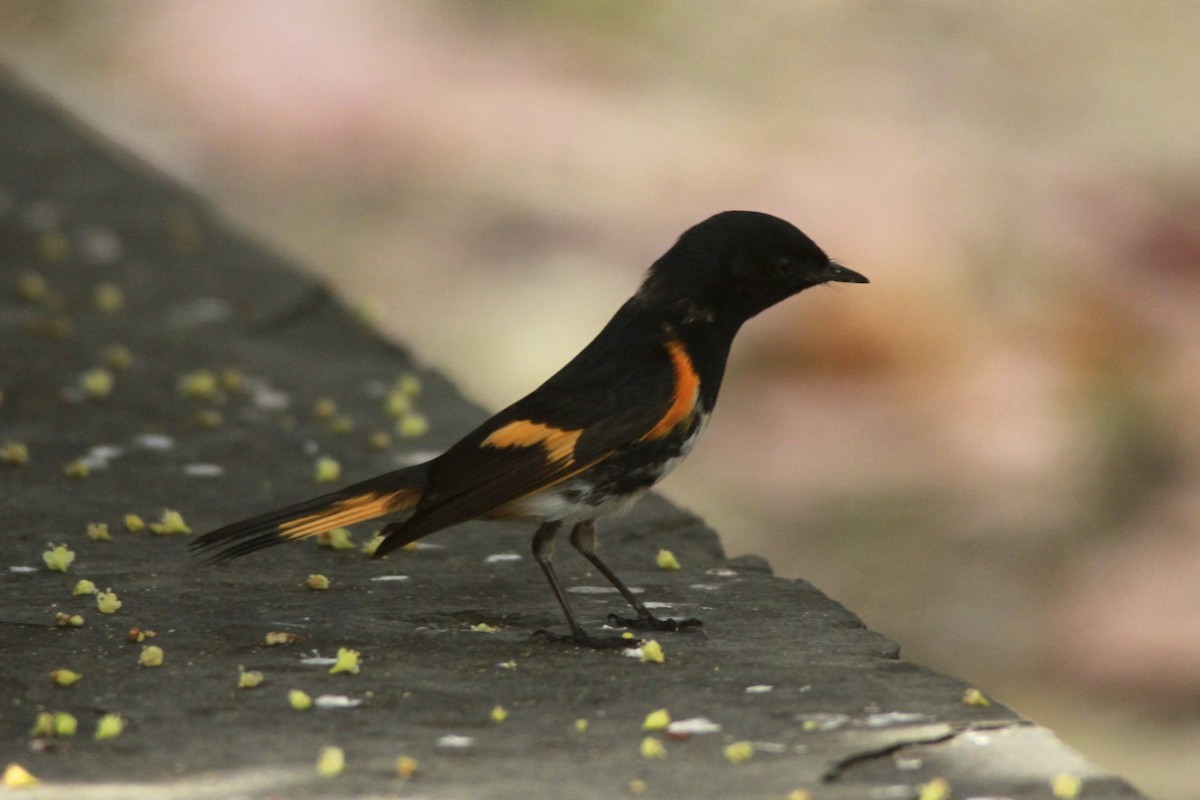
[667,717,722,735]
[622,647,646,660]
[183,463,223,477]
[796,713,849,731]
[169,298,231,327]
[642,601,673,609]
[241,376,290,411]
[752,741,787,753]
[82,445,124,469]
[370,575,411,582]
[745,685,774,694]
[134,434,174,451]
[411,542,443,550]
[706,568,738,577]
[568,585,644,595]
[300,651,337,666]
[960,730,994,746]
[687,583,722,591]
[9,565,36,573]
[77,225,123,265]
[485,553,521,564]
[436,734,474,749]
[314,695,363,709]
[863,711,929,727]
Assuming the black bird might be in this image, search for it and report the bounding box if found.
[190,211,869,646]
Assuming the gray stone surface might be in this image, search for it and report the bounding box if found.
[0,73,1147,799]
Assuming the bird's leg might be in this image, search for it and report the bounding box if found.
[568,521,703,633]
[530,521,628,648]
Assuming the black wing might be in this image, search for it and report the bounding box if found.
[377,313,701,551]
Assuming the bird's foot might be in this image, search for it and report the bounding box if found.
[606,612,704,633]
[531,628,637,649]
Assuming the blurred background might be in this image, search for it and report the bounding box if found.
[2,2,1198,795]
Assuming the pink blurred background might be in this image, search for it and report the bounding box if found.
[3,2,1198,795]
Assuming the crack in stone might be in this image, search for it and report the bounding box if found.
[823,720,1029,782]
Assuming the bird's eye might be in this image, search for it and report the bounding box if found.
[772,257,793,276]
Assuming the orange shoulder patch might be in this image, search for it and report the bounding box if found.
[639,338,700,441]
[481,420,582,465]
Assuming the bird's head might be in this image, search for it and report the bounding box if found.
[637,211,868,326]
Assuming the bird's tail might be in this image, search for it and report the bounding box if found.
[189,464,428,563]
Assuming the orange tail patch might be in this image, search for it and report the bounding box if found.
[191,463,429,563]
[278,489,419,540]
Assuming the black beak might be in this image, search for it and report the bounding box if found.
[821,261,869,284]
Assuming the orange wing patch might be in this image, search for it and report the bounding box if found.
[639,338,700,441]
[278,489,419,540]
[481,420,583,465]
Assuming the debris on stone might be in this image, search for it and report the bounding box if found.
[178,370,219,399]
[63,459,90,478]
[1,441,29,465]
[238,666,264,689]
[94,714,124,741]
[139,645,164,667]
[640,737,667,759]
[86,522,112,541]
[639,640,665,664]
[317,528,356,550]
[656,549,681,570]
[266,631,299,646]
[52,712,77,737]
[328,647,361,675]
[1052,773,1083,799]
[43,543,75,572]
[723,741,753,764]
[642,709,671,731]
[96,590,122,613]
[288,689,312,710]
[315,456,341,483]
[149,509,191,535]
[396,411,428,439]
[395,755,419,780]
[50,669,82,687]
[917,777,951,800]
[316,746,345,777]
[2,762,39,789]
